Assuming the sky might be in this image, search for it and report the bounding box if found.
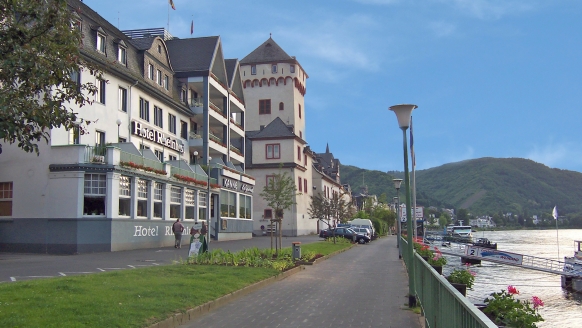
[83,0,582,173]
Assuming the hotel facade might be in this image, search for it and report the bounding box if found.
[0,0,254,254]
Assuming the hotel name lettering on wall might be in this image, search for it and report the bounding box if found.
[132,121,185,153]
[223,178,254,194]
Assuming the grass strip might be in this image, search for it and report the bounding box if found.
[0,241,352,327]
[0,265,278,328]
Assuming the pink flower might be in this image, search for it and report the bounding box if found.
[532,296,544,309]
[508,285,519,295]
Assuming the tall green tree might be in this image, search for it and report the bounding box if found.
[260,167,300,252]
[0,0,101,154]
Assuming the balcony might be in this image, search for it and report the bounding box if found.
[188,131,203,148]
[189,97,203,114]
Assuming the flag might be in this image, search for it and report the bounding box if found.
[190,20,194,35]
[410,116,415,168]
[552,206,558,220]
[169,0,175,10]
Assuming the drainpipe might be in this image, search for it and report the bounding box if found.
[127,80,139,142]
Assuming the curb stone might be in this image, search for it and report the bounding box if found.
[146,243,354,328]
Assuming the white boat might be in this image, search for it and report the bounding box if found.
[563,240,582,277]
[446,221,473,239]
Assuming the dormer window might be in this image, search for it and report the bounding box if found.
[97,33,105,52]
[251,65,256,75]
[156,69,162,85]
[271,64,277,73]
[164,75,169,90]
[148,64,154,80]
[116,39,127,65]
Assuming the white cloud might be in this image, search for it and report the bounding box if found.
[526,142,582,170]
[436,0,535,20]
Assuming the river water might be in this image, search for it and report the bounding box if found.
[441,229,582,327]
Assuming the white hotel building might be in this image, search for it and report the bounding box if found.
[0,0,254,254]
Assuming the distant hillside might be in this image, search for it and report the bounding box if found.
[340,158,582,216]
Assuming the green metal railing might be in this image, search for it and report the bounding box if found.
[84,145,107,163]
[119,150,164,172]
[401,237,497,328]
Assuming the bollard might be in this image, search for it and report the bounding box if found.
[292,242,301,260]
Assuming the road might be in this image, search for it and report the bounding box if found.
[0,235,320,283]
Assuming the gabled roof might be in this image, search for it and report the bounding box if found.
[225,59,238,84]
[165,36,220,73]
[240,37,294,64]
[247,117,295,139]
[128,37,156,51]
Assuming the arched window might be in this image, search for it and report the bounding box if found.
[279,102,284,111]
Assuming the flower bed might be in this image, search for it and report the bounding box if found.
[120,161,166,175]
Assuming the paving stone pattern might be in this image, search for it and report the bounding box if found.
[180,236,421,328]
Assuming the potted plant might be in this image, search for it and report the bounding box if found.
[482,285,544,328]
[428,249,447,274]
[446,265,476,296]
[414,242,433,260]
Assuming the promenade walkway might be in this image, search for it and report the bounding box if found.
[179,236,422,328]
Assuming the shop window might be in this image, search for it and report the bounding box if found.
[137,179,148,217]
[239,194,252,219]
[185,189,195,220]
[84,174,106,216]
[198,192,207,221]
[170,186,181,219]
[119,175,131,216]
[220,190,237,218]
[0,182,13,216]
[154,182,163,218]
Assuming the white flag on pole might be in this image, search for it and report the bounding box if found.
[552,206,558,220]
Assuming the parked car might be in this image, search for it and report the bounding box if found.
[323,227,370,244]
[352,227,371,238]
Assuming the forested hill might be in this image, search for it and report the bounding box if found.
[340,157,582,216]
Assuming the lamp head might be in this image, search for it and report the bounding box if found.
[393,178,403,190]
[389,104,417,129]
[116,118,122,126]
[193,151,198,156]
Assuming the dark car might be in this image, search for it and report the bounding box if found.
[322,227,370,244]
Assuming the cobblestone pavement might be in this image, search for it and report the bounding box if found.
[179,236,421,328]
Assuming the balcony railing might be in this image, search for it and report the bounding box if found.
[209,132,223,144]
[189,131,202,140]
[119,150,164,172]
[84,145,107,164]
[170,166,209,184]
[189,97,203,107]
[230,145,243,156]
